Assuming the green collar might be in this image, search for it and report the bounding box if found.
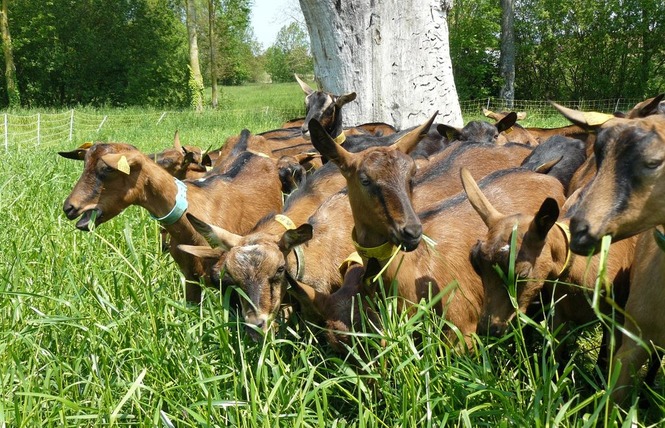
[150,178,188,225]
[274,214,306,280]
[351,228,399,261]
[653,227,665,253]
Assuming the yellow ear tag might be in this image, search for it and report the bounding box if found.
[583,111,614,126]
[503,126,514,134]
[117,156,131,175]
[79,142,93,149]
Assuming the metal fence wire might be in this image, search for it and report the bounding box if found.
[0,98,646,151]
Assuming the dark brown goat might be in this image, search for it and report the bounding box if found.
[463,168,634,367]
[148,131,207,180]
[308,114,566,348]
[61,143,283,303]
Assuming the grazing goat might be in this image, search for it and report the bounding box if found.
[61,142,283,303]
[463,168,634,368]
[562,110,665,405]
[149,131,207,180]
[180,191,355,340]
[308,115,566,348]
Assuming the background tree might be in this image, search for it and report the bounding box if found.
[214,0,256,85]
[209,0,219,108]
[5,0,187,107]
[448,0,501,100]
[499,0,515,107]
[264,22,313,83]
[186,0,204,110]
[299,0,462,129]
[0,0,19,107]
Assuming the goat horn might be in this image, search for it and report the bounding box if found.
[173,130,182,151]
[460,167,503,226]
[294,74,314,96]
[393,111,438,154]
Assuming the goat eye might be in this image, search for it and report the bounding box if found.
[644,159,663,170]
[359,174,371,186]
[275,266,285,275]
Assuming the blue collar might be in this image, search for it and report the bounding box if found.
[150,178,188,225]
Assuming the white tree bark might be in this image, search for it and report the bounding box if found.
[299,0,462,129]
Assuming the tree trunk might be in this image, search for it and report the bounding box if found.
[186,0,204,111]
[0,0,19,108]
[499,0,515,108]
[299,0,462,129]
[208,0,218,108]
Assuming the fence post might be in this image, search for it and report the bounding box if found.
[157,112,167,125]
[37,113,41,145]
[97,115,108,133]
[69,109,74,141]
[3,114,7,152]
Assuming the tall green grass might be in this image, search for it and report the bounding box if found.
[1,83,663,426]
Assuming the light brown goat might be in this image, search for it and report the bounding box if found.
[61,143,283,303]
[463,168,634,367]
[308,115,567,348]
[565,110,665,405]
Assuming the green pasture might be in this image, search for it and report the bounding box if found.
[1,83,663,426]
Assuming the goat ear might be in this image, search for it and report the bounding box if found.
[295,74,314,96]
[460,167,503,227]
[173,130,182,151]
[550,101,615,129]
[101,153,138,175]
[528,197,559,240]
[437,123,462,142]
[630,93,665,118]
[533,155,563,174]
[495,112,517,133]
[335,92,357,108]
[186,213,242,250]
[177,244,225,259]
[279,224,313,252]
[58,142,93,160]
[393,111,438,154]
[309,119,355,169]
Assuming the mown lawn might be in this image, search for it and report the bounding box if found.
[1,83,663,426]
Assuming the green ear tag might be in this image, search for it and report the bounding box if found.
[117,156,131,175]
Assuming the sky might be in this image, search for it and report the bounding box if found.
[250,0,302,51]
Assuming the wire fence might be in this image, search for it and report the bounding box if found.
[0,98,646,152]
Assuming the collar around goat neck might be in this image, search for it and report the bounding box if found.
[274,214,305,280]
[332,130,346,145]
[351,227,399,261]
[150,178,188,225]
[653,227,665,253]
[555,221,572,276]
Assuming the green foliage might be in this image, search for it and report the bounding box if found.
[449,0,665,100]
[449,0,502,100]
[4,0,189,108]
[264,22,313,83]
[213,0,257,85]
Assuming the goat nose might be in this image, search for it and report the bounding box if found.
[400,223,423,252]
[568,217,598,255]
[63,201,79,220]
[488,324,505,337]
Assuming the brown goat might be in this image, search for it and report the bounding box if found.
[61,143,283,303]
[308,114,567,348]
[148,130,207,180]
[564,111,665,405]
[463,168,634,367]
[482,107,527,121]
[180,190,355,340]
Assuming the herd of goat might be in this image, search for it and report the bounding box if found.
[58,76,665,406]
